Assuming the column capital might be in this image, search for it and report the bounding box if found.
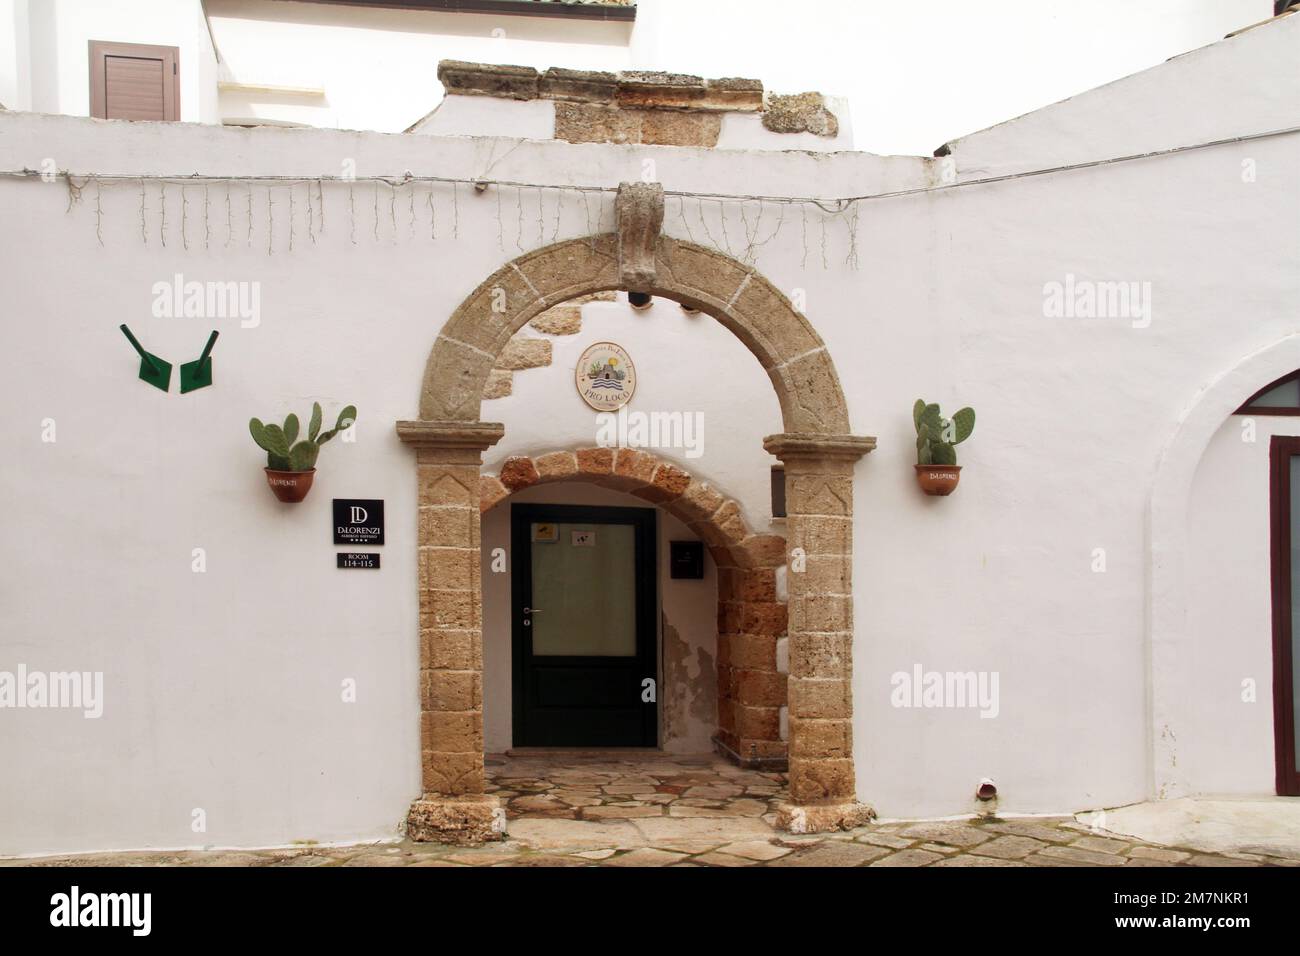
[396,419,505,452]
[763,432,876,464]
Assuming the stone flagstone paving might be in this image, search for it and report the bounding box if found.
[5,755,1299,867]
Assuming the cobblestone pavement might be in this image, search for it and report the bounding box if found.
[5,755,1299,867]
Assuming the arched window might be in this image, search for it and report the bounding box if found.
[1236,370,1300,415]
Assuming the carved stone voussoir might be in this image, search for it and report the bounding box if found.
[616,182,665,292]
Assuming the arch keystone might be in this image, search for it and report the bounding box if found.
[616,181,664,291]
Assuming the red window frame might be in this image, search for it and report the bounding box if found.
[1268,435,1300,795]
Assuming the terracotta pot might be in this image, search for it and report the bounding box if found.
[265,468,316,503]
[914,464,961,496]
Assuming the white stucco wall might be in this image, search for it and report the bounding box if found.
[0,14,1296,854]
[485,295,781,529]
[943,12,1294,176]
[1184,416,1297,795]
[0,0,31,111]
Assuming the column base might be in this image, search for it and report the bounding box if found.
[407,794,506,845]
[775,801,876,834]
[712,734,788,771]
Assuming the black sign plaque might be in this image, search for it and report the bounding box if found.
[333,498,385,546]
[337,552,380,570]
[670,540,704,579]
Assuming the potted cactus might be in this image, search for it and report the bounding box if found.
[250,403,356,503]
[913,399,975,496]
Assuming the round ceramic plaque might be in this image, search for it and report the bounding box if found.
[575,341,636,411]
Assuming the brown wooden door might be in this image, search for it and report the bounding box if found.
[1268,436,1300,795]
[89,41,179,121]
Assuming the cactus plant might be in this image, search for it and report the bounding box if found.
[250,403,356,472]
[913,399,975,466]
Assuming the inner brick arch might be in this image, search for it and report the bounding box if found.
[399,197,875,844]
[481,446,790,768]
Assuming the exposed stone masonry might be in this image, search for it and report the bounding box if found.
[484,292,616,400]
[401,420,508,845]
[762,92,840,137]
[764,433,871,820]
[439,62,764,112]
[436,61,839,146]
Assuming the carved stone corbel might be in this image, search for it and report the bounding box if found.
[615,181,664,292]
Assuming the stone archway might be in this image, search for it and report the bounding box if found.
[399,183,875,844]
[483,446,789,768]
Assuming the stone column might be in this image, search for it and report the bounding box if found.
[763,432,875,833]
[398,419,505,845]
[715,555,789,769]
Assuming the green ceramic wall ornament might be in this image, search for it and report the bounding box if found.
[180,330,219,393]
[119,324,171,392]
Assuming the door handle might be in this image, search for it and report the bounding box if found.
[523,606,541,627]
[524,607,542,614]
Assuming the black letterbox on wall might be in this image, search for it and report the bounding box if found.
[670,540,704,579]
